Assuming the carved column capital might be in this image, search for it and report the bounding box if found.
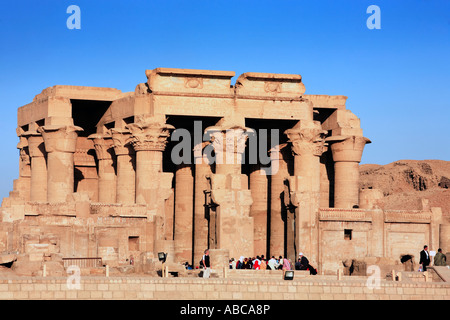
[269,143,292,161]
[206,126,253,159]
[110,128,135,156]
[88,133,115,160]
[23,131,46,158]
[326,135,371,163]
[16,131,28,150]
[38,125,83,154]
[19,146,30,166]
[126,121,174,152]
[285,122,327,157]
[16,131,30,162]
[193,141,212,165]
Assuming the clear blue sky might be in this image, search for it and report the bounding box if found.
[0,0,449,200]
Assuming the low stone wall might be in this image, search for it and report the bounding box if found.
[0,275,448,300]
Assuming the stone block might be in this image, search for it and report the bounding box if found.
[236,72,305,99]
[146,68,235,96]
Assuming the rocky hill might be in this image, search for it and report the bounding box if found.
[359,160,450,219]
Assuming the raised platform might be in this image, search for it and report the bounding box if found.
[0,274,448,300]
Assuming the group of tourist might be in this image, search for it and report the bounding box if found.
[229,255,269,270]
[194,249,318,278]
[229,253,317,275]
[188,245,446,279]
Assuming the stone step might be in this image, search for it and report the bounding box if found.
[429,266,450,282]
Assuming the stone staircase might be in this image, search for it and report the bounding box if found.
[429,266,450,282]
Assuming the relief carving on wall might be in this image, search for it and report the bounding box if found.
[184,77,203,89]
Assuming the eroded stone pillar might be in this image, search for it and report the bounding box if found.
[249,164,268,257]
[111,129,136,204]
[268,143,291,258]
[89,134,116,203]
[174,164,194,263]
[285,120,327,266]
[193,142,213,266]
[38,125,83,203]
[126,121,174,206]
[205,125,254,259]
[24,132,47,202]
[327,135,371,208]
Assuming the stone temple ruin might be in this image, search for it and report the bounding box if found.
[1,68,448,276]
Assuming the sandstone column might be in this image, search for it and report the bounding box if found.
[193,142,213,266]
[24,132,47,202]
[38,125,83,203]
[268,143,291,258]
[205,125,254,259]
[249,163,268,257]
[111,129,136,204]
[285,120,327,265]
[126,121,174,206]
[327,135,371,208]
[174,163,194,263]
[88,134,116,203]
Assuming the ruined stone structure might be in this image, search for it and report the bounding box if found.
[1,68,447,275]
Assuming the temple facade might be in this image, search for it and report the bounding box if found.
[1,68,447,275]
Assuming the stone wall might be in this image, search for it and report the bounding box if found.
[318,207,443,275]
[0,276,448,300]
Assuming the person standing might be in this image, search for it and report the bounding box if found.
[419,245,431,271]
[434,248,447,266]
[202,249,211,278]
